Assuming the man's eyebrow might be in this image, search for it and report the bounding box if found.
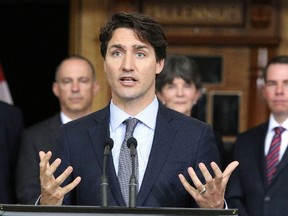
[133,45,149,49]
[108,44,149,50]
[109,44,123,49]
[266,79,288,83]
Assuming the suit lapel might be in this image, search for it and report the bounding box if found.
[88,107,110,170]
[137,105,178,206]
[47,114,62,149]
[270,139,288,186]
[88,106,125,206]
[254,123,269,186]
[48,114,62,130]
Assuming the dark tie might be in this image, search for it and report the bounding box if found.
[266,127,285,184]
[118,118,139,206]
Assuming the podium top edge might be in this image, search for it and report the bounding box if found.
[0,204,238,215]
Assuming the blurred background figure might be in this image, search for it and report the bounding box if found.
[227,55,288,216]
[156,54,224,166]
[156,55,202,116]
[0,101,23,203]
[16,55,99,204]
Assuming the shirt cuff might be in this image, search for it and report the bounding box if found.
[35,195,41,205]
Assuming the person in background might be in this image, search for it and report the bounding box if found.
[227,55,288,216]
[16,55,99,204]
[38,12,238,207]
[156,54,224,167]
[0,101,23,203]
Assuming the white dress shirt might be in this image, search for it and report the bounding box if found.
[265,114,288,161]
[109,97,158,188]
[60,112,72,124]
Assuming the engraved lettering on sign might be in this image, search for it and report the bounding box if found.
[143,1,244,26]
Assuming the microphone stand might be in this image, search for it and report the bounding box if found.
[127,137,138,208]
[101,138,114,207]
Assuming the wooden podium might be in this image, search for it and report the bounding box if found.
[0,204,238,216]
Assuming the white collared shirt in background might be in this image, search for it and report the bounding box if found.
[60,111,73,124]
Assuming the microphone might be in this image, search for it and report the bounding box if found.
[127,137,138,208]
[101,138,114,207]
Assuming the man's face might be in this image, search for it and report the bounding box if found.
[53,59,98,116]
[263,63,288,121]
[104,28,164,109]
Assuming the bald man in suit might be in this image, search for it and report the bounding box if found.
[0,101,23,203]
[16,55,99,204]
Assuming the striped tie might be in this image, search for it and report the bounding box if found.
[118,118,139,206]
[266,127,285,184]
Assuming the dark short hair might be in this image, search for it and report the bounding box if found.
[263,55,288,82]
[55,55,96,81]
[99,12,167,62]
[156,55,202,92]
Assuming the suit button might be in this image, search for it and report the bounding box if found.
[264,196,270,201]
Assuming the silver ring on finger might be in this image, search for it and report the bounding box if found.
[198,186,206,194]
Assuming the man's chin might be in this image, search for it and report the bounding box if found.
[68,106,84,112]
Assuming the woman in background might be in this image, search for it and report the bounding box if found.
[156,54,224,167]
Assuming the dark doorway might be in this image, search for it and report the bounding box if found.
[0,0,70,127]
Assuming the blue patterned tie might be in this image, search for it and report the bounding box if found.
[266,127,285,184]
[118,118,139,206]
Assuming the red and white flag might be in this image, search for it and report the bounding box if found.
[0,63,13,104]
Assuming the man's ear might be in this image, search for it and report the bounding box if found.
[156,59,165,75]
[261,80,267,99]
[92,81,100,96]
[52,82,59,98]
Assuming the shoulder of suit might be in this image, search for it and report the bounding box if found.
[237,121,268,138]
[24,113,61,133]
[63,106,109,129]
[0,101,22,116]
[159,104,208,127]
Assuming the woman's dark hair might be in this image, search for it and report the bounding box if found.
[156,55,202,92]
[99,12,167,62]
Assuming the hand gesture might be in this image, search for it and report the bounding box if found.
[39,151,81,205]
[178,161,239,208]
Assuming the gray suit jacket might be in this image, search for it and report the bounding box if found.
[54,103,220,207]
[227,122,288,216]
[16,113,62,204]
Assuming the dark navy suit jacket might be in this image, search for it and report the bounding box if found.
[227,122,288,216]
[0,101,23,203]
[55,103,220,207]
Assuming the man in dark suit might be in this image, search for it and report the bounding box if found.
[0,101,23,203]
[39,12,238,208]
[16,55,99,204]
[227,55,288,216]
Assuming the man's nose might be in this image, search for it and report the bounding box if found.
[122,54,134,72]
[71,81,80,92]
[276,83,284,94]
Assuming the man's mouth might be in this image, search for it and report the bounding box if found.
[120,76,136,82]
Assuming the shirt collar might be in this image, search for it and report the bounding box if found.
[268,114,288,132]
[110,97,159,132]
[60,111,73,124]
